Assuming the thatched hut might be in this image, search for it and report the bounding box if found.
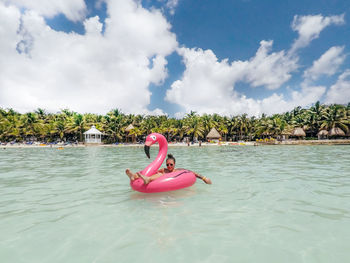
[206,127,221,142]
[291,127,306,139]
[280,129,292,141]
[317,130,328,140]
[125,124,136,143]
[329,127,345,137]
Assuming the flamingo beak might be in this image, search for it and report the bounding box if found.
[144,145,150,158]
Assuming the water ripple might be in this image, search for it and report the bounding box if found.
[1,146,350,262]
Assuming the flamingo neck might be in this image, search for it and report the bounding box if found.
[141,135,168,176]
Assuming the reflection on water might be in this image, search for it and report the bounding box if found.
[129,188,197,207]
[0,146,350,262]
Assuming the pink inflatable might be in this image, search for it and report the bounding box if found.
[130,133,197,193]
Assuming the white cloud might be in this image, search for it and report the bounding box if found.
[166,0,179,15]
[84,15,103,35]
[0,2,346,117]
[243,40,298,90]
[245,85,326,116]
[0,3,20,53]
[166,13,346,117]
[2,0,87,21]
[166,42,300,116]
[290,84,326,108]
[325,70,350,104]
[290,14,345,53]
[165,47,245,115]
[303,46,346,81]
[0,0,177,114]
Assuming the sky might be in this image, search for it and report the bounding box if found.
[0,0,349,118]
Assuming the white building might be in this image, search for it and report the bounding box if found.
[84,125,102,144]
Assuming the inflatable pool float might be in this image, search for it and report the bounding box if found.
[130,133,197,193]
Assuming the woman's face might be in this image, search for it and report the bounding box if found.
[166,159,175,172]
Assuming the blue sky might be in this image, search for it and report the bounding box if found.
[0,0,349,117]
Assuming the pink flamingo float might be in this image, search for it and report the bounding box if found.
[130,133,197,193]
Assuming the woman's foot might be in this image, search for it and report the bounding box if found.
[125,169,139,180]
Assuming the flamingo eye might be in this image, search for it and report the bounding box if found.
[150,135,156,141]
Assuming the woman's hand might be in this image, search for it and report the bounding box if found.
[202,177,212,184]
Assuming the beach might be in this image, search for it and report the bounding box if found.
[2,139,350,148]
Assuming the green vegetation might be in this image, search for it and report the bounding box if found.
[1,102,349,143]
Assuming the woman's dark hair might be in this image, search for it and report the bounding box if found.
[167,154,176,163]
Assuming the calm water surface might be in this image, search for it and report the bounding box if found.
[1,145,350,262]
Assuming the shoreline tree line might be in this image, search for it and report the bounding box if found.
[0,102,349,143]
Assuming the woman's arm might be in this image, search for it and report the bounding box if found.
[193,171,212,184]
[174,168,212,184]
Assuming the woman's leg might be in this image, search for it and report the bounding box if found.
[138,172,163,185]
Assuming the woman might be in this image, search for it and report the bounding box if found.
[126,154,212,185]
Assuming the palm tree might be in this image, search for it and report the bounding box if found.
[346,103,350,129]
[201,114,216,136]
[61,109,75,118]
[236,114,250,140]
[110,108,123,118]
[160,118,177,141]
[291,111,307,129]
[183,112,204,141]
[0,109,21,141]
[173,119,186,141]
[216,116,229,141]
[1,103,350,143]
[21,112,39,141]
[291,106,303,118]
[269,116,288,137]
[320,104,348,133]
[54,120,68,141]
[103,113,124,143]
[227,116,239,141]
[140,116,158,135]
[305,101,325,137]
[35,108,47,120]
[255,115,271,138]
[68,113,88,142]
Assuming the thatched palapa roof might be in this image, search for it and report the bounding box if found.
[291,127,306,137]
[281,129,292,135]
[125,124,135,132]
[317,130,328,136]
[206,127,221,139]
[329,127,345,136]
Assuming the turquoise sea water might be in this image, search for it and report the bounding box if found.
[1,145,350,262]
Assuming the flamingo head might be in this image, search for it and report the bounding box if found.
[144,133,159,158]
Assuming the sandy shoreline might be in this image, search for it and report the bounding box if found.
[2,139,350,148]
[1,142,223,148]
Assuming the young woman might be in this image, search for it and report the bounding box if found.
[126,154,212,185]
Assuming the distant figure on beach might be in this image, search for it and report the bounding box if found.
[126,154,212,185]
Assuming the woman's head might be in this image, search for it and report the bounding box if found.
[166,154,176,172]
